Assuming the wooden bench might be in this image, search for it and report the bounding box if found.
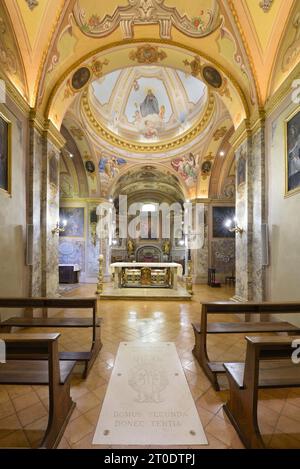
[192,302,300,390]
[0,333,76,448]
[0,297,102,378]
[223,336,300,449]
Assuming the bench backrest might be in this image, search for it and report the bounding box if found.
[200,302,300,330]
[243,336,298,389]
[0,333,61,385]
[0,297,97,309]
[201,302,300,314]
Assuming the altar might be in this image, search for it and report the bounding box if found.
[110,262,183,290]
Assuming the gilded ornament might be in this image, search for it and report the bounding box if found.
[129,44,167,64]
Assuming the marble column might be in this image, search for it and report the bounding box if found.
[28,113,65,298]
[234,117,266,302]
[191,203,208,284]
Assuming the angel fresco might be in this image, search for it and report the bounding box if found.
[171,153,199,186]
[98,156,126,179]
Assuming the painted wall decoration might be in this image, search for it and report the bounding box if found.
[59,240,85,270]
[237,156,246,186]
[282,13,300,73]
[212,206,235,238]
[59,207,85,237]
[286,109,300,195]
[171,153,198,186]
[99,156,126,179]
[73,0,220,40]
[0,114,11,193]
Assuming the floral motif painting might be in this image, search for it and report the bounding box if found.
[286,109,300,196]
[59,207,84,237]
[99,156,126,179]
[171,153,198,186]
[0,114,11,193]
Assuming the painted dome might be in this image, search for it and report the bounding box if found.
[89,66,208,144]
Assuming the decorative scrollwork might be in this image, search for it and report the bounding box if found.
[74,0,221,40]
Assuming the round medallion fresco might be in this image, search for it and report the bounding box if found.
[202,66,222,89]
[72,67,91,90]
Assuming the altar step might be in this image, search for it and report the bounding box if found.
[99,284,192,301]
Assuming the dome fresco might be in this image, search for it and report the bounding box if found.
[90,66,207,144]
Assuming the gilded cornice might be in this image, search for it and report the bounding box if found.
[44,119,66,149]
[229,119,251,150]
[265,62,300,117]
[60,197,107,204]
[81,90,215,153]
[29,108,45,134]
[0,72,30,116]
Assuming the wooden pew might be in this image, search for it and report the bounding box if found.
[192,302,300,390]
[223,336,300,449]
[0,333,76,448]
[0,297,102,378]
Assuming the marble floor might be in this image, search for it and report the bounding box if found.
[0,283,300,449]
[100,282,191,300]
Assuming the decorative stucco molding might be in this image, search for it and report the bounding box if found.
[73,0,221,39]
[259,1,273,13]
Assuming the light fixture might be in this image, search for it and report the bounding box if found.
[108,197,113,203]
[220,151,225,157]
[178,239,185,246]
[224,217,243,235]
[52,219,67,235]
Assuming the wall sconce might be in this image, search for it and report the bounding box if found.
[52,219,67,235]
[225,217,244,235]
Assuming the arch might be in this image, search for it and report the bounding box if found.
[44,39,249,132]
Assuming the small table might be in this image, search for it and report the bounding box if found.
[59,264,81,284]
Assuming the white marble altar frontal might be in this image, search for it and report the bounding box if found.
[93,342,207,446]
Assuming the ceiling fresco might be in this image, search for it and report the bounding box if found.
[1,1,299,203]
[90,66,207,144]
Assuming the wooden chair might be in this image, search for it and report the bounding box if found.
[192,301,300,390]
[223,336,300,449]
[207,268,221,288]
[0,297,102,378]
[0,333,76,448]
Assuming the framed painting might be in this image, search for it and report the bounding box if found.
[212,206,235,238]
[285,108,300,197]
[59,207,85,238]
[0,112,11,194]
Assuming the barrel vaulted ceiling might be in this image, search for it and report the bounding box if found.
[1,0,299,200]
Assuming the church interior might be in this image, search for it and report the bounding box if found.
[0,0,300,451]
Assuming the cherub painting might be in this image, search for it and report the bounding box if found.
[98,156,126,179]
[171,153,199,186]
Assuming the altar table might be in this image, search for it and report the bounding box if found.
[110,262,183,290]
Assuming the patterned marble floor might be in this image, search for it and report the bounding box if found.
[0,283,300,449]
